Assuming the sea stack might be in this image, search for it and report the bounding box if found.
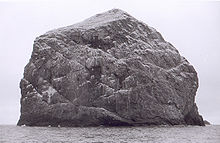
[17,9,204,126]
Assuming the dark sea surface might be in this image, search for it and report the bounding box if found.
[0,125,220,143]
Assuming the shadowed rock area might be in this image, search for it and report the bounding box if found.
[17,9,204,127]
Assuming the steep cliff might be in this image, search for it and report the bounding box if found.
[18,9,204,126]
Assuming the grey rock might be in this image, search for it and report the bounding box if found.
[204,120,211,125]
[17,9,204,126]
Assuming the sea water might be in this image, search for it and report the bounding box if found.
[0,125,220,143]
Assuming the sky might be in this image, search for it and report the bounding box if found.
[0,0,219,125]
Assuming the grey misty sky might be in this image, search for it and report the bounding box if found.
[0,0,219,125]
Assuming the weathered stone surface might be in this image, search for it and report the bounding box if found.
[17,9,204,126]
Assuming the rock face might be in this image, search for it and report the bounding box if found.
[17,9,204,126]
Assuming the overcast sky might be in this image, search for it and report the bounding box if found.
[0,0,219,125]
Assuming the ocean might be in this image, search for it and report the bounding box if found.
[0,125,220,143]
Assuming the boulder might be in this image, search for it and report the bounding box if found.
[17,9,204,126]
